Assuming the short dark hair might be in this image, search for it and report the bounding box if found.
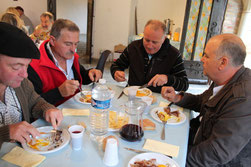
[50,19,80,39]
[15,6,24,12]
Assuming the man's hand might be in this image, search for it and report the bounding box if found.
[58,80,79,97]
[114,71,126,82]
[9,121,40,144]
[89,69,102,82]
[44,108,63,129]
[148,74,168,87]
[161,86,182,103]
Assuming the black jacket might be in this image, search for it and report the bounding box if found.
[110,38,188,93]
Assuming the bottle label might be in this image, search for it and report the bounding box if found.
[91,98,111,109]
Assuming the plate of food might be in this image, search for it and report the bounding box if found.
[22,126,70,154]
[74,90,92,104]
[150,107,186,125]
[128,152,179,167]
[108,111,129,131]
[123,86,152,98]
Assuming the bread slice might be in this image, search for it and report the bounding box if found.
[142,119,156,131]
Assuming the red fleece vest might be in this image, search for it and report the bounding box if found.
[30,40,82,106]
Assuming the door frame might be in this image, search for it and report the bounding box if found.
[47,0,94,63]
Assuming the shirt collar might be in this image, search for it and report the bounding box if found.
[46,42,75,80]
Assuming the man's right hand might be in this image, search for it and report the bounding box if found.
[58,80,79,97]
[114,71,126,82]
[9,121,40,144]
[161,86,182,103]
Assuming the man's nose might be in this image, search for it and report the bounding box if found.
[146,41,153,48]
[201,56,205,62]
[70,45,77,53]
[19,68,28,78]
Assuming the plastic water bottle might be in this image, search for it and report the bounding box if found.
[90,79,111,136]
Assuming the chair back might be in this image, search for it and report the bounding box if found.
[96,50,111,73]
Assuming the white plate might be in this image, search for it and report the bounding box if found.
[128,152,179,167]
[74,89,115,105]
[150,107,186,125]
[123,86,152,97]
[22,126,70,154]
[74,90,92,104]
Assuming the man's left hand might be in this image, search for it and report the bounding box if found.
[44,109,63,129]
[89,69,102,82]
[148,74,168,87]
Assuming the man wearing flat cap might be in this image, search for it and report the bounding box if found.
[0,22,63,148]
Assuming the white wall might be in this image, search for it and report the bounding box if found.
[92,0,186,59]
[92,0,132,58]
[137,0,186,36]
[56,0,87,34]
[0,0,47,27]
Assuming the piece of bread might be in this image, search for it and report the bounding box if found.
[149,95,157,104]
[102,135,119,151]
[142,119,156,131]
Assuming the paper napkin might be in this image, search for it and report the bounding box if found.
[159,101,183,112]
[62,108,90,116]
[143,139,179,157]
[2,146,46,167]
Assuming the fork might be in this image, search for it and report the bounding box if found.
[78,87,87,99]
[161,120,167,140]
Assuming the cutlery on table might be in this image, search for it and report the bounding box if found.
[167,102,173,107]
[78,87,87,99]
[138,83,149,89]
[117,83,128,99]
[161,120,167,140]
[91,82,95,90]
[124,147,172,158]
[124,147,146,154]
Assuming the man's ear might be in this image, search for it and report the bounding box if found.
[49,36,56,46]
[218,56,229,70]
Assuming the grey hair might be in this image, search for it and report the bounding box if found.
[216,34,246,67]
[50,19,80,39]
[145,19,166,35]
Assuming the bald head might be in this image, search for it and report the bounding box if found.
[209,34,246,67]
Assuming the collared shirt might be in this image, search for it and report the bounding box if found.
[0,87,22,126]
[46,42,75,80]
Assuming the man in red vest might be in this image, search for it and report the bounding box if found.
[28,19,102,106]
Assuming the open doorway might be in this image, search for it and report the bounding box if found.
[48,0,91,63]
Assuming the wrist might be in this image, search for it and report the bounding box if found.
[176,91,184,103]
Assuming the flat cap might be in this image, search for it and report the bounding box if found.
[0,22,40,59]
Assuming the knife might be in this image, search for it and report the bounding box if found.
[124,147,147,153]
[117,83,128,99]
[91,82,95,90]
[124,147,172,158]
[138,83,149,89]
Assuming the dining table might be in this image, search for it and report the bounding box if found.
[0,83,190,167]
